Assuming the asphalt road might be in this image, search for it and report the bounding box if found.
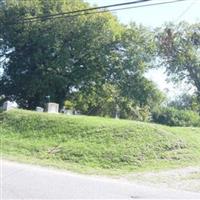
[1,159,200,199]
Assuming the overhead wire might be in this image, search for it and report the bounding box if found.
[176,0,196,22]
[106,0,193,15]
[8,0,192,25]
[22,0,153,22]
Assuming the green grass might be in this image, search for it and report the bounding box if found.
[1,109,200,175]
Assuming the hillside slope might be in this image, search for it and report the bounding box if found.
[1,110,200,174]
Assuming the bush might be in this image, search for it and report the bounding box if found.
[152,107,200,127]
[64,100,74,110]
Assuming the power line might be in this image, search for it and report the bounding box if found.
[23,0,153,22]
[109,0,192,13]
[176,0,196,22]
[9,0,191,25]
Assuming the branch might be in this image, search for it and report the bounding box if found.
[0,56,7,64]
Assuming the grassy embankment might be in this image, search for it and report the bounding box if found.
[1,109,200,175]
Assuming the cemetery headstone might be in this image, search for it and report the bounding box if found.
[2,101,18,111]
[65,109,73,115]
[36,107,44,112]
[47,103,59,113]
[74,110,81,115]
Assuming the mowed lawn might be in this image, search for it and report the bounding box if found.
[1,110,200,174]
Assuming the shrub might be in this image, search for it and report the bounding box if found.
[64,100,74,110]
[152,107,200,127]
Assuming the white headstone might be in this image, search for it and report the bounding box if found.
[36,107,44,112]
[2,101,18,111]
[65,109,73,115]
[74,110,81,115]
[47,103,59,113]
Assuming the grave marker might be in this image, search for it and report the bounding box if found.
[47,103,59,113]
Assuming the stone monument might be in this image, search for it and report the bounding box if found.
[47,103,59,113]
[36,107,44,112]
[2,101,18,111]
[65,109,73,115]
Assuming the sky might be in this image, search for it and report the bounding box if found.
[85,0,200,99]
[85,0,199,27]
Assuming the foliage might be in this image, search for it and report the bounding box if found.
[69,82,163,121]
[70,83,117,116]
[64,100,74,110]
[0,95,5,106]
[168,93,200,113]
[152,107,200,127]
[0,0,162,115]
[0,0,122,108]
[156,22,200,97]
[1,109,200,174]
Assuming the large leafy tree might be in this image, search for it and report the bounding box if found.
[0,0,122,108]
[69,24,164,119]
[156,22,200,99]
[115,24,162,108]
[0,0,163,116]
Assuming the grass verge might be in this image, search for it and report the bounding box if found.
[1,109,200,175]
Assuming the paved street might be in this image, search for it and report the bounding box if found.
[1,159,200,199]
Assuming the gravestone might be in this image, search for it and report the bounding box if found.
[47,103,59,113]
[60,107,73,115]
[36,107,44,112]
[74,110,81,115]
[3,101,18,111]
[65,109,73,115]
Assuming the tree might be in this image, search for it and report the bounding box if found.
[0,0,163,117]
[107,23,164,110]
[69,82,163,121]
[0,0,122,109]
[67,23,164,120]
[168,93,200,112]
[156,22,200,100]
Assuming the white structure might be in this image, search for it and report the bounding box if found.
[36,107,44,112]
[65,109,73,115]
[3,101,18,111]
[47,103,59,113]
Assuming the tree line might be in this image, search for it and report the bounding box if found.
[0,0,199,121]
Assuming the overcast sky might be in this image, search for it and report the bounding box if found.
[85,0,199,99]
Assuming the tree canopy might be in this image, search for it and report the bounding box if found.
[0,0,163,119]
[156,22,200,98]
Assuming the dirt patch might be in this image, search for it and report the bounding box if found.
[123,167,200,192]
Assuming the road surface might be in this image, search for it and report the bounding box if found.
[1,159,200,199]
